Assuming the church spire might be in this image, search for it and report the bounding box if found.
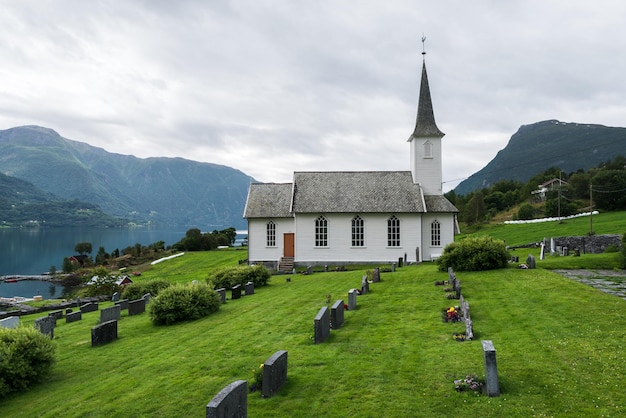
[408,37,444,141]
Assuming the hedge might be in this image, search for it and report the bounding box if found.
[149,283,221,325]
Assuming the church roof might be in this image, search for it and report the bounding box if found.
[243,183,293,218]
[424,195,458,212]
[408,60,445,140]
[291,171,425,213]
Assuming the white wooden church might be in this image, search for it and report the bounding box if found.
[244,52,458,270]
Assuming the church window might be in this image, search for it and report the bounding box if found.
[387,215,400,247]
[266,221,276,247]
[351,215,364,247]
[423,140,433,158]
[315,215,328,247]
[431,220,441,247]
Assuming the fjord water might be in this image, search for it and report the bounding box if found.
[0,226,187,277]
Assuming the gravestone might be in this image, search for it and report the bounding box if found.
[49,310,64,321]
[455,280,461,299]
[231,284,241,300]
[526,254,536,269]
[142,293,152,304]
[65,308,73,315]
[91,320,118,347]
[465,318,474,340]
[66,311,82,323]
[206,380,247,418]
[216,288,226,304]
[245,281,254,296]
[482,340,500,397]
[398,257,403,268]
[80,302,99,313]
[306,266,312,275]
[391,262,396,272]
[348,289,357,311]
[0,316,19,329]
[361,276,369,294]
[540,242,545,260]
[128,298,146,316]
[115,299,129,310]
[331,300,345,329]
[112,292,120,302]
[262,350,288,398]
[100,305,121,323]
[314,306,330,344]
[372,267,380,283]
[34,316,55,339]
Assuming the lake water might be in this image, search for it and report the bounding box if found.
[0,278,67,300]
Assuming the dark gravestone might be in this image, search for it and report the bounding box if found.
[65,308,73,315]
[361,276,369,294]
[100,305,121,323]
[216,288,226,304]
[482,340,500,397]
[455,280,461,299]
[331,300,345,329]
[398,257,403,267]
[66,311,82,323]
[128,298,146,316]
[231,285,241,300]
[115,299,129,310]
[111,292,120,302]
[314,306,330,344]
[526,254,536,269]
[206,380,248,418]
[91,320,118,347]
[262,350,288,398]
[142,293,152,304]
[80,302,99,313]
[49,310,64,321]
[372,267,380,283]
[348,289,357,311]
[34,316,55,339]
[245,281,254,295]
[306,266,312,275]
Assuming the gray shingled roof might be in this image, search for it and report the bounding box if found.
[291,171,426,213]
[408,60,445,140]
[244,183,293,218]
[424,195,458,213]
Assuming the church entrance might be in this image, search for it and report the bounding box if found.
[283,233,294,257]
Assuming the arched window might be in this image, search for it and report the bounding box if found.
[423,140,433,158]
[431,220,441,247]
[387,215,400,247]
[351,215,364,247]
[266,221,276,247]
[315,215,328,247]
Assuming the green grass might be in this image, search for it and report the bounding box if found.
[2,251,625,417]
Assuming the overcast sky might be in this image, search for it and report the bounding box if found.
[2,1,625,192]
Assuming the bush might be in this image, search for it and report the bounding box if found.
[517,203,535,220]
[207,265,270,289]
[149,283,221,325]
[122,279,172,301]
[621,233,626,269]
[437,236,510,272]
[0,327,56,397]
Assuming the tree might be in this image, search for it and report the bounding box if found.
[517,203,535,220]
[74,242,92,255]
[462,191,486,225]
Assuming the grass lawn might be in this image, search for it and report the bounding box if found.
[2,253,625,417]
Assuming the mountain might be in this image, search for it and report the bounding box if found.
[0,126,255,229]
[454,120,626,195]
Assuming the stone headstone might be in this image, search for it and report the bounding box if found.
[128,298,146,316]
[100,305,121,323]
[80,302,99,313]
[391,262,396,272]
[49,310,64,321]
[216,288,226,304]
[526,254,536,269]
[314,306,330,344]
[65,308,73,315]
[142,293,152,304]
[206,380,247,418]
[231,284,241,300]
[91,320,118,347]
[306,266,312,275]
[115,299,129,310]
[348,289,357,311]
[482,340,500,397]
[465,318,474,340]
[540,242,545,260]
[112,292,120,302]
[331,300,345,329]
[245,281,254,296]
[361,276,369,294]
[66,311,82,323]
[398,257,403,268]
[372,267,380,283]
[0,316,19,329]
[262,350,288,398]
[34,316,55,339]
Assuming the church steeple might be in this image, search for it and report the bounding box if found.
[408,37,445,195]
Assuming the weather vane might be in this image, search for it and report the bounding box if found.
[421,34,426,56]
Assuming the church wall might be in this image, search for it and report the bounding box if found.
[411,137,443,195]
[421,213,455,260]
[247,217,295,264]
[294,213,423,264]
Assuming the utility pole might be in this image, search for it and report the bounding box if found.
[558,171,562,223]
[589,183,593,235]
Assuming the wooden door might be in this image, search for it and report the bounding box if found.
[283,233,295,257]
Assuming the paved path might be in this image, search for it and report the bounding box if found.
[552,269,626,300]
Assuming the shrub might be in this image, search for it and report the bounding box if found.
[122,279,172,301]
[621,233,626,269]
[437,236,510,272]
[0,327,56,397]
[517,203,535,220]
[207,265,270,289]
[149,283,221,325]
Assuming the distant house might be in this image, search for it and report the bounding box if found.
[244,50,458,270]
[87,275,133,286]
[531,178,569,202]
[68,254,90,268]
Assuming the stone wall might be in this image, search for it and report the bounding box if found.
[554,234,621,254]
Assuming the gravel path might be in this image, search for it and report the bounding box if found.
[552,269,626,300]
